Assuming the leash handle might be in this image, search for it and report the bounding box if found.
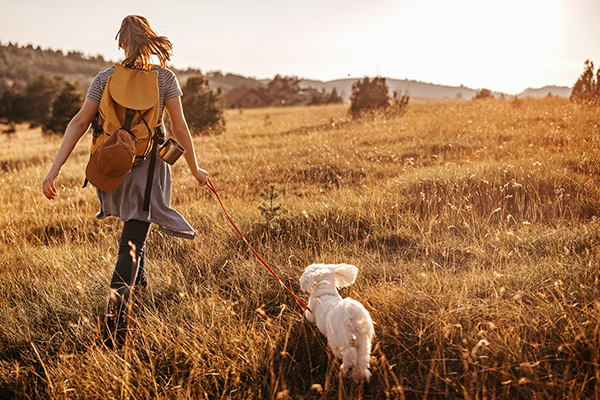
[204,178,312,313]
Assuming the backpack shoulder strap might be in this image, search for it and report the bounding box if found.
[123,108,135,133]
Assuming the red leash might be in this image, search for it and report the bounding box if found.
[205,178,311,313]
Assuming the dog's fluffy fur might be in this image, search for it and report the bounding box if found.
[299,263,375,383]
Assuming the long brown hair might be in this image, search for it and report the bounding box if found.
[116,15,172,69]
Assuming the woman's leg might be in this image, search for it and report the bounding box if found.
[111,219,151,289]
[103,219,151,348]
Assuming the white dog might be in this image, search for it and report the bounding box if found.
[299,263,375,383]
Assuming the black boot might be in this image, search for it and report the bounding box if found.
[102,286,131,349]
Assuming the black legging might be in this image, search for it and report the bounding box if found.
[110,219,151,289]
[103,219,151,348]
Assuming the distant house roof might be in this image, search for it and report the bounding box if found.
[224,87,267,108]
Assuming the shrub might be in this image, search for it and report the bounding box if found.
[349,77,389,118]
[181,76,225,135]
[258,184,283,237]
[388,90,410,116]
[349,77,409,118]
[473,88,493,99]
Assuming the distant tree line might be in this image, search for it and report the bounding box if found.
[0,42,353,136]
[0,73,84,135]
[0,43,225,136]
[256,75,343,107]
[0,43,108,135]
[0,72,225,136]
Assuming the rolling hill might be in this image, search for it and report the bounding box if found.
[298,78,572,101]
[0,42,572,102]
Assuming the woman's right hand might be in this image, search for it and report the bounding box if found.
[43,169,60,200]
[41,99,98,201]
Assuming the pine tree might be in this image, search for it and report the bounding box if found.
[42,81,83,135]
[24,74,62,127]
[570,60,599,104]
[0,88,26,124]
[181,76,225,135]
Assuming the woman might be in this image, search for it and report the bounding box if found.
[42,15,208,348]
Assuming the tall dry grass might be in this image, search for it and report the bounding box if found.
[0,97,599,399]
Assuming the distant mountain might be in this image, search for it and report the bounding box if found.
[205,71,263,94]
[297,78,484,101]
[0,42,259,95]
[297,78,572,101]
[0,42,112,89]
[517,86,572,98]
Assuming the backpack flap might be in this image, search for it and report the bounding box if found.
[110,65,158,110]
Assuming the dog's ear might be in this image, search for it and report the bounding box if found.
[331,263,358,288]
[299,271,312,293]
[299,264,320,293]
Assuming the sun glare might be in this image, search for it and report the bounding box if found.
[358,0,564,93]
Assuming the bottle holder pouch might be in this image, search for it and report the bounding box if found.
[157,138,185,165]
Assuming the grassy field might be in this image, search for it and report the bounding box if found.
[0,97,599,399]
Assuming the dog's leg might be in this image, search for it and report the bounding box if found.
[350,348,367,383]
[340,345,358,379]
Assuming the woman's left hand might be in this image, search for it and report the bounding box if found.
[194,167,208,186]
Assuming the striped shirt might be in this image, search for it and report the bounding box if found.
[86,66,183,117]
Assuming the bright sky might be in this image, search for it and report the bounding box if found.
[2,0,599,94]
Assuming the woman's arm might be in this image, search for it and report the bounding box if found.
[42,98,99,200]
[165,96,208,185]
